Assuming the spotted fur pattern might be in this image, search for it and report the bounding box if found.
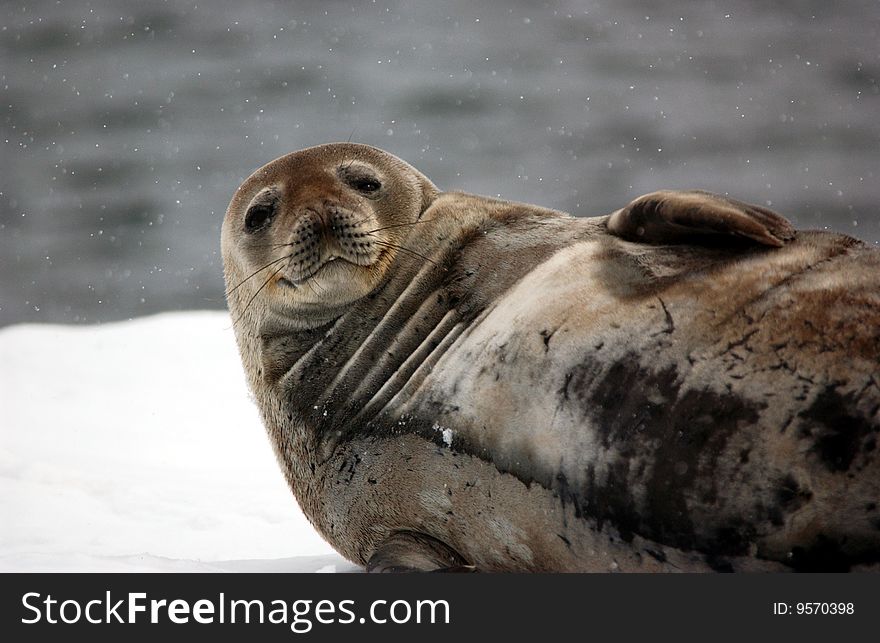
[223,144,880,572]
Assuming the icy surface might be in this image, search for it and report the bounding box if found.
[0,311,358,572]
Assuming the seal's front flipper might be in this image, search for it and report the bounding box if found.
[366,531,473,573]
[607,190,795,247]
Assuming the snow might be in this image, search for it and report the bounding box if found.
[0,311,359,573]
[431,422,454,447]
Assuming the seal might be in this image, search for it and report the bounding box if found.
[222,143,880,572]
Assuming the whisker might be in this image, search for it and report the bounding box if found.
[225,254,293,297]
[303,266,328,296]
[248,242,296,250]
[368,237,438,265]
[306,275,327,297]
[366,218,436,234]
[231,263,287,326]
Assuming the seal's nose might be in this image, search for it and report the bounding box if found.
[285,208,324,274]
[285,201,381,280]
[326,207,379,261]
[292,203,342,254]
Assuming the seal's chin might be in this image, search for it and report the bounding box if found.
[277,254,378,290]
[269,250,390,319]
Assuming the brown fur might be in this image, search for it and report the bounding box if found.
[222,144,880,572]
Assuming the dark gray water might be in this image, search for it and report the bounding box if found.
[2,0,878,326]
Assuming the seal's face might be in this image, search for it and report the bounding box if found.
[222,143,437,324]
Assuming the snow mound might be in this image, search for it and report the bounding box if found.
[0,311,356,572]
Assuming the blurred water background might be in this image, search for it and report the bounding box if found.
[2,0,878,327]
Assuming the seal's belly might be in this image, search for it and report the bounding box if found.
[318,433,783,571]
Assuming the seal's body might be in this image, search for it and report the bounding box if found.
[222,144,880,572]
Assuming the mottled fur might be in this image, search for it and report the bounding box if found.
[222,143,880,572]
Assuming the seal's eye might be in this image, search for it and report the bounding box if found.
[244,204,274,232]
[350,177,382,194]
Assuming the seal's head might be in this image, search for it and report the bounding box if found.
[222,143,438,328]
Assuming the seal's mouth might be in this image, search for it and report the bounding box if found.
[278,256,342,288]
